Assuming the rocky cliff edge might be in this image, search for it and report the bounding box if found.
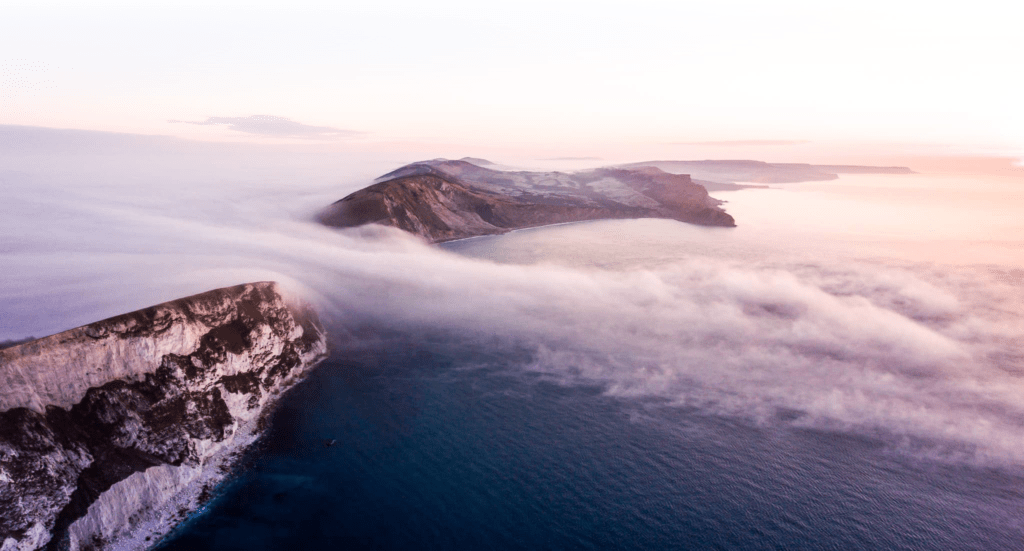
[0,282,328,551]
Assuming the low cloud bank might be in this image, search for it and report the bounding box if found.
[1,145,1022,466]
[304,229,1021,465]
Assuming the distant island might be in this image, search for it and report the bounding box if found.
[317,158,914,243]
[317,159,736,243]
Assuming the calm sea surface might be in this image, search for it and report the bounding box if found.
[155,173,1024,550]
[154,345,1024,551]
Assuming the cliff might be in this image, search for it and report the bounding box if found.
[317,160,735,243]
[0,282,328,551]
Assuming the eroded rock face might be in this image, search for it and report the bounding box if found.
[0,282,328,551]
[317,160,736,243]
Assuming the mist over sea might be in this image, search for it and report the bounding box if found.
[3,127,1024,548]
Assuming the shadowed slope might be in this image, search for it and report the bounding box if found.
[318,160,735,243]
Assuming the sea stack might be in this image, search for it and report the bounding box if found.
[0,282,328,551]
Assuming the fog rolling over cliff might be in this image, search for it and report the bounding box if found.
[2,130,1024,474]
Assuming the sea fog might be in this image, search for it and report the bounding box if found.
[2,127,1023,469]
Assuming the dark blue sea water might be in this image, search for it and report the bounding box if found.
[155,340,1024,551]
[151,176,1024,550]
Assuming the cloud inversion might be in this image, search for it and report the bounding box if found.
[3,132,1023,467]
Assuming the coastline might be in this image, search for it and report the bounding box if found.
[435,216,737,246]
[106,355,324,551]
[0,282,329,551]
[434,219,605,246]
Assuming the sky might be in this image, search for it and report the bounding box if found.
[2,0,1023,163]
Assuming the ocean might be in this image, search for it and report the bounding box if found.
[154,172,1024,549]
[152,342,1024,550]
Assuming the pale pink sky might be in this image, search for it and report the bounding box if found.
[2,1,1022,165]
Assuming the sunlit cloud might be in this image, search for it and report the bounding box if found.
[169,115,363,139]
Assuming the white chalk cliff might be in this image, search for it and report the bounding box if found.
[0,282,328,550]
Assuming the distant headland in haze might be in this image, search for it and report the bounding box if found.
[317,158,914,242]
[621,160,916,190]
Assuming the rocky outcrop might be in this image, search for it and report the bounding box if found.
[317,159,735,243]
[0,282,328,551]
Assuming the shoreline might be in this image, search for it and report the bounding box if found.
[435,219,601,246]
[105,361,319,551]
[437,215,743,247]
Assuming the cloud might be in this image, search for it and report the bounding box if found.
[671,140,811,146]
[169,115,363,139]
[2,140,1023,466]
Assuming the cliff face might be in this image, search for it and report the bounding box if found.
[0,282,328,551]
[317,160,735,243]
